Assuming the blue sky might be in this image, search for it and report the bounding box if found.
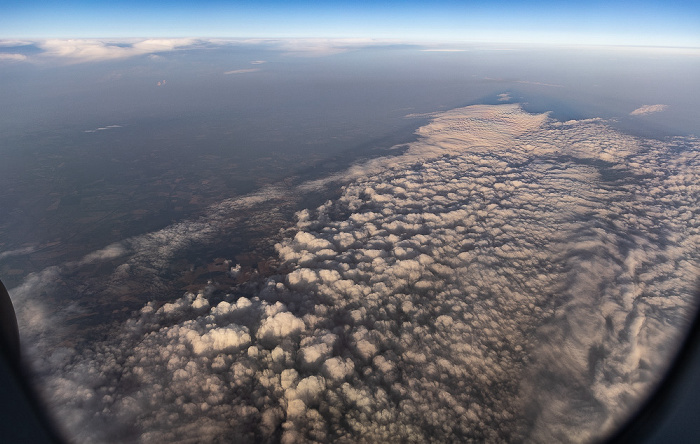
[1,0,699,47]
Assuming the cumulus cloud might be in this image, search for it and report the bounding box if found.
[630,104,668,115]
[257,311,306,347]
[15,105,700,443]
[498,92,511,101]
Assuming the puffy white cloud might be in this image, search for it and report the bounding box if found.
[16,104,700,443]
[322,357,355,382]
[188,326,252,355]
[298,334,335,370]
[257,311,306,347]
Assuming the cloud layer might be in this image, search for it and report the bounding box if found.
[0,53,27,62]
[37,38,200,62]
[16,104,700,443]
[0,38,401,63]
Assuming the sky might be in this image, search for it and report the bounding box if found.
[1,0,699,47]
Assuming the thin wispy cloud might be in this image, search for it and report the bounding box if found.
[482,76,565,88]
[0,246,36,261]
[420,48,467,52]
[83,124,122,133]
[223,68,260,75]
[0,39,34,47]
[403,111,442,119]
[630,104,668,115]
[0,53,27,61]
[515,79,564,88]
[246,38,397,56]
